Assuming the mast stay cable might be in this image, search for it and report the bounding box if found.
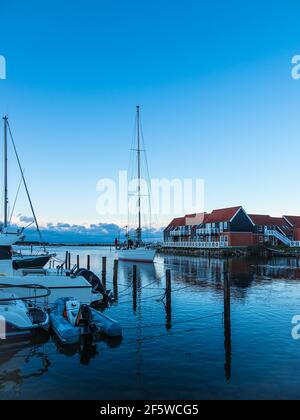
[7,121,45,249]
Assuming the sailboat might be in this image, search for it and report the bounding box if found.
[1,116,53,269]
[117,106,157,263]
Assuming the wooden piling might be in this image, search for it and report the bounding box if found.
[68,252,71,270]
[77,255,80,268]
[102,257,107,288]
[166,269,172,329]
[133,265,137,312]
[87,255,91,271]
[113,259,119,300]
[65,251,68,269]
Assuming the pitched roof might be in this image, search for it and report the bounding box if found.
[166,217,186,230]
[249,214,271,225]
[284,216,300,228]
[204,206,242,223]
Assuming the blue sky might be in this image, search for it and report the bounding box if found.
[1,0,300,241]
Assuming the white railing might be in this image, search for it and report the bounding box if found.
[290,241,300,248]
[196,228,220,235]
[264,229,300,248]
[163,241,229,249]
[170,230,191,237]
[264,229,292,246]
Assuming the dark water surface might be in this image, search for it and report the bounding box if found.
[1,247,300,400]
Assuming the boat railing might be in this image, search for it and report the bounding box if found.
[0,283,51,303]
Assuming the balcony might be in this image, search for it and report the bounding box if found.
[163,241,229,249]
[196,227,220,235]
[170,229,191,237]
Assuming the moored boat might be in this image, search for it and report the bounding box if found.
[1,116,55,269]
[0,288,50,340]
[50,297,122,345]
[118,248,157,263]
[116,106,157,263]
[12,254,52,270]
[0,245,110,308]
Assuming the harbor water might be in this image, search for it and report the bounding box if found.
[1,247,300,400]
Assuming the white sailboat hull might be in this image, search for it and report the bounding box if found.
[117,248,156,263]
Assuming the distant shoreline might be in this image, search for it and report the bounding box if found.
[16,242,115,247]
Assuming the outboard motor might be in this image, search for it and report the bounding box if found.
[74,269,113,303]
[77,304,97,334]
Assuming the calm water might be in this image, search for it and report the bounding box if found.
[1,247,300,400]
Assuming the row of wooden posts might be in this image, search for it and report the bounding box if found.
[50,252,173,313]
[51,251,231,379]
[51,253,228,331]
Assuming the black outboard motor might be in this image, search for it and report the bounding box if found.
[75,269,113,302]
[79,304,97,334]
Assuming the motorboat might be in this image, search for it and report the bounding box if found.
[50,297,122,345]
[0,289,50,340]
[0,245,110,308]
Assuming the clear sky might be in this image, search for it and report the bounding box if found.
[1,0,300,239]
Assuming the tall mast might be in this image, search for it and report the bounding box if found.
[3,116,8,229]
[136,105,142,245]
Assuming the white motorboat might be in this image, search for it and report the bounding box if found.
[0,289,50,340]
[116,106,157,263]
[0,246,108,308]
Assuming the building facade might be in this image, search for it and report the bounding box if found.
[164,206,300,249]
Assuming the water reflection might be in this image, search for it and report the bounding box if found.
[1,249,300,399]
[0,332,50,396]
[224,262,231,382]
[53,334,123,366]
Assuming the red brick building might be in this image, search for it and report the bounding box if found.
[164,206,300,248]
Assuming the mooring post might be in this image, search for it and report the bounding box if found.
[68,252,71,270]
[65,251,68,269]
[77,255,80,268]
[102,256,107,288]
[133,265,137,312]
[113,259,119,300]
[166,269,172,329]
[224,258,232,381]
[87,255,91,271]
